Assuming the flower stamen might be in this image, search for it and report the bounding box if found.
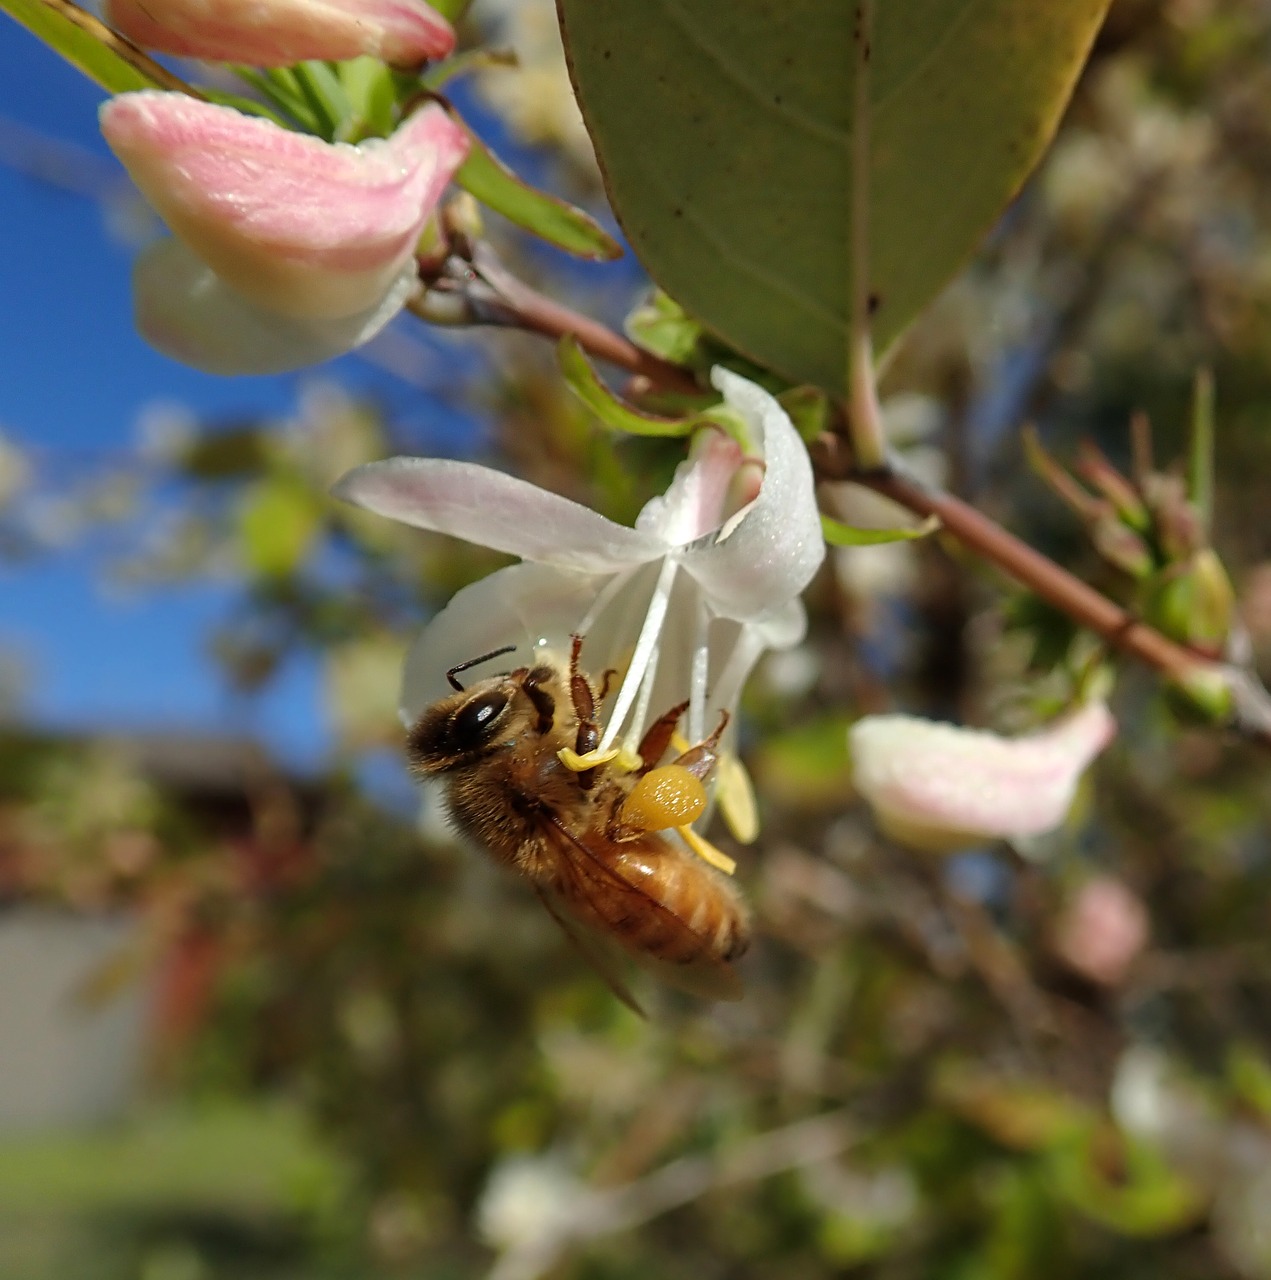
[599,558,677,752]
[557,745,621,773]
[676,825,737,876]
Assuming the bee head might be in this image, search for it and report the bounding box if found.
[407,676,518,774]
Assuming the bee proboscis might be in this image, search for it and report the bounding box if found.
[407,636,750,1008]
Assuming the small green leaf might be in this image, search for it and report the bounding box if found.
[0,0,170,93]
[821,512,940,547]
[426,0,470,18]
[337,56,398,138]
[1048,1123,1206,1238]
[454,123,623,261]
[235,67,317,130]
[777,386,831,443]
[292,60,352,141]
[559,336,693,437]
[625,289,708,365]
[237,479,322,578]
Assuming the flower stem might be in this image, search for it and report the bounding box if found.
[461,244,702,397]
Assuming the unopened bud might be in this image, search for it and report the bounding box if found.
[1091,515,1153,578]
[1144,473,1203,561]
[1146,551,1234,654]
[1077,442,1150,531]
[105,0,455,67]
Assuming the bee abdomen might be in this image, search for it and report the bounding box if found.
[611,852,751,966]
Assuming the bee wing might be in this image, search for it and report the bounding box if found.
[531,882,646,1017]
[540,814,745,1004]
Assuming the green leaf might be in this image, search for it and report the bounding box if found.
[625,288,708,365]
[235,66,318,130]
[337,55,398,138]
[426,0,470,19]
[1047,1123,1206,1238]
[821,512,940,546]
[237,478,322,578]
[777,385,831,442]
[0,0,168,93]
[292,60,351,141]
[559,336,693,437]
[559,0,1112,393]
[454,122,623,261]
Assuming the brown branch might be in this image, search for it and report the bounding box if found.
[412,258,1271,745]
[815,436,1271,745]
[466,244,702,397]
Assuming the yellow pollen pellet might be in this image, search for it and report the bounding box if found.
[620,764,707,832]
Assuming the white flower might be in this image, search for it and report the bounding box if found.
[849,702,1116,853]
[476,1152,585,1251]
[333,369,824,769]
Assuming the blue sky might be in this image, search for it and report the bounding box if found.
[0,28,464,768]
[0,21,638,774]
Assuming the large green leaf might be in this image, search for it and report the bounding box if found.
[558,0,1111,394]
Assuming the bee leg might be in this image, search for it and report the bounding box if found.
[633,700,690,775]
[569,634,603,791]
[522,667,557,736]
[596,667,619,702]
[671,710,731,783]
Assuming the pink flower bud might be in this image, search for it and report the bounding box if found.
[100,93,469,323]
[849,702,1116,853]
[1053,876,1149,986]
[104,0,454,68]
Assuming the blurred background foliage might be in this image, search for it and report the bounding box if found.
[5,0,1271,1277]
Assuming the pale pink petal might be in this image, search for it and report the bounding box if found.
[100,94,468,319]
[849,702,1116,853]
[635,429,742,545]
[678,367,825,621]
[133,236,416,373]
[105,0,453,67]
[332,457,663,574]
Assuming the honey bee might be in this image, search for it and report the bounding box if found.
[407,635,750,1007]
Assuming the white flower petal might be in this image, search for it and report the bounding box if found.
[850,702,1116,853]
[133,237,415,374]
[677,368,824,621]
[634,429,742,545]
[333,457,662,574]
[400,562,607,724]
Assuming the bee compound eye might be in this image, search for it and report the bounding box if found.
[451,690,510,749]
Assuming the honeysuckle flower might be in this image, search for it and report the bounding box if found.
[333,368,824,795]
[849,701,1116,853]
[100,93,468,374]
[105,0,454,67]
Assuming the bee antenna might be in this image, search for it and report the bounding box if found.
[446,644,517,692]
